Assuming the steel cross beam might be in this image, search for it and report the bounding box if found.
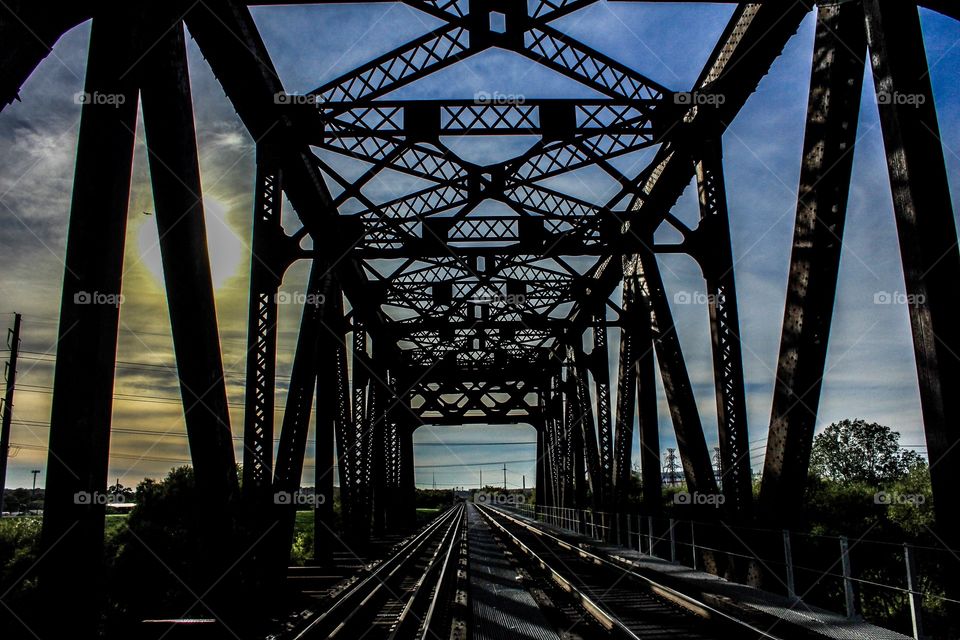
[863,0,960,558]
[692,140,753,516]
[759,1,866,524]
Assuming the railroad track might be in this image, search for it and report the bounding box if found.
[475,503,784,640]
[291,504,464,640]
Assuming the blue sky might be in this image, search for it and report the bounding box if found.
[0,3,958,491]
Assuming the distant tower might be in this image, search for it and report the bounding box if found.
[664,448,680,487]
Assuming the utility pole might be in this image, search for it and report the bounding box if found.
[432,472,436,490]
[479,468,482,489]
[0,313,22,515]
[503,463,507,490]
[31,469,40,510]
[522,475,526,490]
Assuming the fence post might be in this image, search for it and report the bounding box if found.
[669,518,677,563]
[783,530,797,600]
[647,516,654,557]
[839,536,857,619]
[904,544,924,640]
[691,520,697,570]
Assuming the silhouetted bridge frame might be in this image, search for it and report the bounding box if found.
[1,0,958,635]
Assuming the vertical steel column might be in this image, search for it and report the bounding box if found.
[592,313,615,507]
[368,350,388,536]
[242,154,286,508]
[864,0,960,560]
[140,20,239,544]
[569,344,603,508]
[634,249,718,495]
[536,420,548,507]
[349,327,373,538]
[272,263,336,573]
[398,421,417,529]
[39,8,141,633]
[613,281,637,511]
[331,297,354,532]
[760,2,866,522]
[693,140,753,516]
[626,265,662,511]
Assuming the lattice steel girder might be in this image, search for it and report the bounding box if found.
[271,263,338,570]
[692,140,753,517]
[242,158,285,503]
[184,1,389,331]
[863,0,960,553]
[631,248,718,495]
[591,313,615,504]
[312,99,659,137]
[569,1,814,326]
[568,344,604,507]
[407,376,543,423]
[613,278,638,508]
[39,7,142,633]
[759,1,865,524]
[619,265,662,510]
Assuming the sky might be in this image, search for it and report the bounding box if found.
[0,2,958,492]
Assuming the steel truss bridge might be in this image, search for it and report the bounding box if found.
[2,0,959,636]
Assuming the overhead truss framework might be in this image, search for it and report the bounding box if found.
[2,0,958,625]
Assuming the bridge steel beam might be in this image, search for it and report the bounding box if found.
[692,140,753,517]
[242,156,286,512]
[569,344,603,509]
[864,0,960,557]
[0,2,89,110]
[38,7,142,634]
[759,1,866,524]
[271,262,337,576]
[592,313,615,507]
[613,280,638,511]
[621,264,662,511]
[140,14,241,593]
[634,249,718,496]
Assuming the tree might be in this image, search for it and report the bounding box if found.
[810,419,924,485]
